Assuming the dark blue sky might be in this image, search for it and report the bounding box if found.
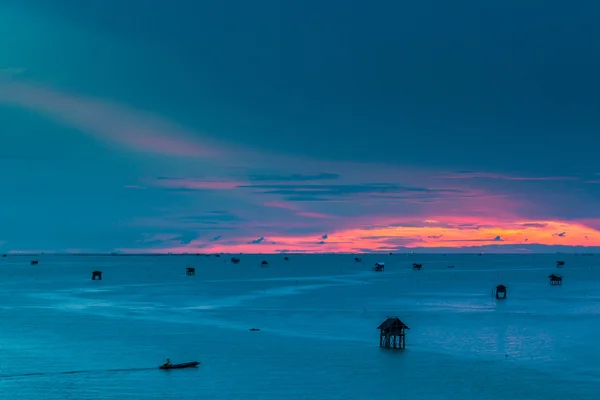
[1,1,600,252]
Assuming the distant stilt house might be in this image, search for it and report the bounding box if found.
[389,252,393,255]
[215,254,220,258]
[372,262,385,272]
[231,257,240,264]
[495,284,507,299]
[549,274,562,285]
[186,267,195,276]
[30,260,38,266]
[377,317,409,349]
[2,254,6,258]
[91,271,102,280]
[354,257,361,262]
[261,260,268,267]
[447,265,455,268]
[412,263,423,270]
[556,261,565,268]
[284,256,289,261]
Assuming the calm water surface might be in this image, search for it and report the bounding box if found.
[0,254,598,399]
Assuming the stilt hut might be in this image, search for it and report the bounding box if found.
[495,284,507,299]
[186,267,195,276]
[261,260,268,267]
[373,262,385,272]
[355,257,361,262]
[549,274,562,285]
[412,263,423,270]
[377,317,409,349]
[556,261,565,268]
[231,257,240,264]
[2,254,7,258]
[91,271,102,280]
[284,257,289,261]
[30,260,39,266]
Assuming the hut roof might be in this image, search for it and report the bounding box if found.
[496,284,507,290]
[377,317,410,330]
[549,274,562,279]
[375,262,385,266]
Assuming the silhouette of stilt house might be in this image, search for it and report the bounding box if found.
[355,257,361,262]
[91,271,102,280]
[549,274,562,285]
[556,261,565,268]
[2,254,7,258]
[231,257,240,264]
[30,260,38,266]
[377,317,409,349]
[284,257,289,261]
[495,284,507,299]
[373,262,385,272]
[261,260,268,267]
[412,263,422,270]
[186,267,195,276]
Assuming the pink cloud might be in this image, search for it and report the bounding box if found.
[263,202,299,211]
[0,83,221,158]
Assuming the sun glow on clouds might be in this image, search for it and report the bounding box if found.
[5,80,600,253]
[124,218,600,254]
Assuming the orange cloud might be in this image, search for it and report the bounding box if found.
[125,217,600,254]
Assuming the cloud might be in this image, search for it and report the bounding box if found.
[317,241,326,244]
[0,82,222,158]
[211,235,221,241]
[439,171,578,181]
[553,232,567,237]
[248,173,340,182]
[493,235,502,241]
[248,237,265,244]
[155,177,243,190]
[427,235,443,239]
[520,223,548,228]
[321,234,328,239]
[236,182,466,203]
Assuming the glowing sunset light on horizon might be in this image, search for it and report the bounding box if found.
[117,217,600,255]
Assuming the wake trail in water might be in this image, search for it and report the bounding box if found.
[0,367,155,379]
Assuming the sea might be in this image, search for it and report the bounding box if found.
[0,253,598,399]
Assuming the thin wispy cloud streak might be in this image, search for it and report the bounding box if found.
[439,172,579,181]
[0,83,220,158]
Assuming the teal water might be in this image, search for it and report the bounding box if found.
[0,254,598,399]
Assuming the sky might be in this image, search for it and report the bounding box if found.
[1,0,600,254]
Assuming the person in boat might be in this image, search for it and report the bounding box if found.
[164,359,172,367]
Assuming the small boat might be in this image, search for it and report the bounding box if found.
[159,361,200,370]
